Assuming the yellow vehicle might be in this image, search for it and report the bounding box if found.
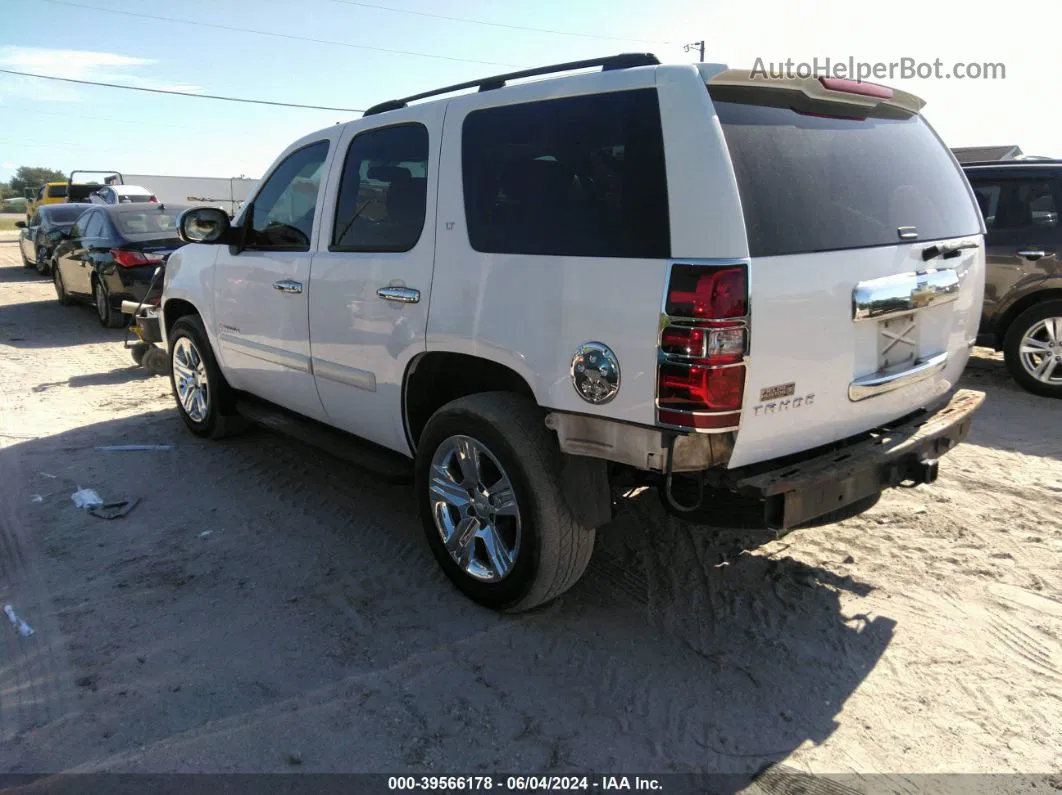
[25,181,69,221]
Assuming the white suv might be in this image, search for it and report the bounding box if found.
[161,54,986,612]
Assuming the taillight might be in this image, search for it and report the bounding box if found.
[657,264,749,432]
[819,76,894,100]
[110,249,164,268]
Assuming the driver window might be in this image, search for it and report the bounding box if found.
[249,140,330,251]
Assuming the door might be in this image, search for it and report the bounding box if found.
[213,139,332,422]
[308,111,442,454]
[21,211,41,263]
[968,175,1062,334]
[55,211,100,297]
[74,211,106,295]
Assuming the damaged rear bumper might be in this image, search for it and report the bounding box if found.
[711,388,985,530]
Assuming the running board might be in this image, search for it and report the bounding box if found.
[234,398,413,483]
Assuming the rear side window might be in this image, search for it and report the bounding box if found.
[47,184,68,198]
[332,123,429,252]
[47,206,89,224]
[82,213,104,238]
[462,89,670,259]
[711,98,982,257]
[970,178,1059,235]
[114,208,183,238]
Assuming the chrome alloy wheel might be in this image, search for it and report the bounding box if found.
[428,435,521,583]
[172,337,210,423]
[1019,317,1062,386]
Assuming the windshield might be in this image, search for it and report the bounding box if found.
[710,94,982,257]
[47,184,68,198]
[114,208,183,238]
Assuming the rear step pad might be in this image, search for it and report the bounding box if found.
[235,399,413,483]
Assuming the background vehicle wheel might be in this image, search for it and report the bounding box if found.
[53,266,73,306]
[1003,300,1062,398]
[168,315,239,439]
[142,346,170,377]
[415,392,596,613]
[130,342,150,366]
[94,280,124,328]
[35,248,51,276]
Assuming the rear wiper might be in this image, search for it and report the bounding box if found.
[921,240,980,262]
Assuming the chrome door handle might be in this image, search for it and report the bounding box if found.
[273,279,303,294]
[1017,250,1053,261]
[376,286,420,304]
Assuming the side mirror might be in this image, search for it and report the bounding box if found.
[178,206,233,245]
[15,221,25,229]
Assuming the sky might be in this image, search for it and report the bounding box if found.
[1,0,1060,185]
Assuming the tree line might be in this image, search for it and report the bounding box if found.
[1,166,67,200]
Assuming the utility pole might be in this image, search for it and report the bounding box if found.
[684,40,705,62]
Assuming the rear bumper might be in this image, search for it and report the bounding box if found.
[713,388,985,530]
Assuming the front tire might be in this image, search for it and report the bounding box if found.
[168,316,239,439]
[415,392,596,612]
[1003,300,1062,398]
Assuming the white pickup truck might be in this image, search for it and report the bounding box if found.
[160,55,986,612]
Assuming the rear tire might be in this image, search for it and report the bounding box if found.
[53,265,73,306]
[415,392,596,612]
[36,248,51,276]
[1003,300,1062,398]
[94,279,124,328]
[168,316,240,439]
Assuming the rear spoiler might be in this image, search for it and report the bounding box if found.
[707,68,926,118]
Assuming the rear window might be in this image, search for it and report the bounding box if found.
[710,97,982,257]
[113,208,182,238]
[46,206,88,224]
[47,184,68,198]
[119,194,155,204]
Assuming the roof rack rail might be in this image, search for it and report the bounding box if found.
[363,52,660,116]
[961,158,1062,167]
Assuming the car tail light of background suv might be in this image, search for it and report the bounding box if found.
[657,263,749,431]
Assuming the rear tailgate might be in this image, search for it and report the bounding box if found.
[705,74,985,468]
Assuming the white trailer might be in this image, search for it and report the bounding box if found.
[118,174,259,216]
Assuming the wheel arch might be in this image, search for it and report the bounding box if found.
[996,287,1062,349]
[402,351,538,452]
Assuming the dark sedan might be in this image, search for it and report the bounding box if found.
[51,203,190,327]
[17,203,94,275]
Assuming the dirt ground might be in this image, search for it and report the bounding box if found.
[0,241,1060,791]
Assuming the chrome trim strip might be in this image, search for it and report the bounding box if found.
[313,358,377,392]
[848,351,948,401]
[853,269,960,322]
[218,333,312,374]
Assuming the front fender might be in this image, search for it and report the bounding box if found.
[160,244,221,354]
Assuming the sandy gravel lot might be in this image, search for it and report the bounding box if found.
[0,241,1060,791]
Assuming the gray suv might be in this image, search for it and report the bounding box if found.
[964,160,1062,397]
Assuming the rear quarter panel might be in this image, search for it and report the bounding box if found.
[426,65,747,426]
